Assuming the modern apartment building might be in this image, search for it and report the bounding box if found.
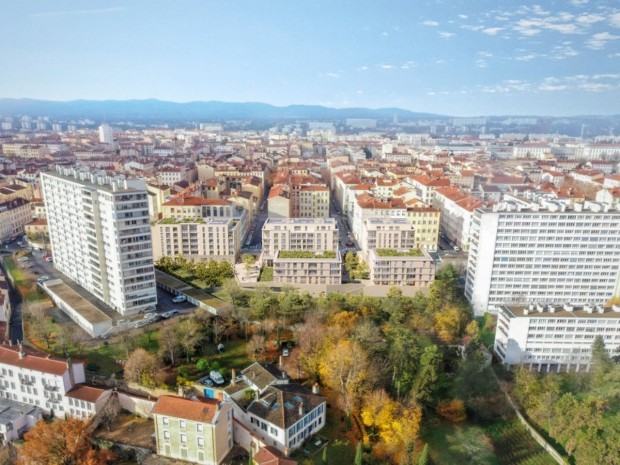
[359,218,415,258]
[0,198,31,242]
[41,167,157,316]
[368,248,435,287]
[261,218,339,263]
[494,304,620,371]
[98,124,114,144]
[273,250,342,285]
[466,192,620,316]
[152,395,233,464]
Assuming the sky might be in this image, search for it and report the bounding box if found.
[1,0,619,116]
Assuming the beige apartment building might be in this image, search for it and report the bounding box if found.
[273,250,342,285]
[406,204,440,251]
[368,248,436,287]
[360,218,415,259]
[153,396,233,465]
[262,218,339,263]
[0,198,31,242]
[298,185,330,218]
[1,144,50,159]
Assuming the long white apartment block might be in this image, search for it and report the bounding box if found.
[41,167,157,316]
[495,304,620,371]
[261,218,339,263]
[465,192,620,316]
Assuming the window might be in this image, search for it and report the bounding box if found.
[163,430,170,440]
[180,433,187,444]
[180,420,186,430]
[197,423,203,433]
[162,417,169,426]
[197,437,204,447]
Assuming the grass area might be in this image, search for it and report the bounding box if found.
[375,248,424,257]
[258,267,274,282]
[477,313,497,349]
[204,338,253,372]
[278,250,337,259]
[425,416,556,465]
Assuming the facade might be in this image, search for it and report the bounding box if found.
[0,398,42,445]
[368,248,435,287]
[433,187,483,251]
[41,167,157,316]
[0,345,87,416]
[153,395,233,465]
[360,218,415,258]
[495,304,620,371]
[273,251,341,285]
[298,186,329,218]
[406,205,440,251]
[466,192,620,316]
[352,195,407,243]
[261,218,338,262]
[0,198,31,242]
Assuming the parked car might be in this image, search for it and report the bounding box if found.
[209,370,225,385]
[37,275,50,282]
[172,295,187,304]
[282,348,290,357]
[200,377,214,387]
[134,319,151,329]
[161,310,179,319]
[141,306,157,313]
[144,313,159,320]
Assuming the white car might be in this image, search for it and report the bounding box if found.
[172,295,187,303]
[209,370,225,385]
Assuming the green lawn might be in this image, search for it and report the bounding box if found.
[424,417,556,465]
[204,339,253,372]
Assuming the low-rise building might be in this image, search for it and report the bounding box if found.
[0,198,31,242]
[495,304,620,372]
[152,395,233,465]
[273,250,341,285]
[368,248,435,287]
[0,397,42,445]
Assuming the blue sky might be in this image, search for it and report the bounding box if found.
[1,0,619,116]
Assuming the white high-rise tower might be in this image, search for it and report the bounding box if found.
[98,123,114,144]
[41,167,157,315]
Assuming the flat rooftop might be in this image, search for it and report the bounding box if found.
[263,218,336,226]
[503,305,620,319]
[154,269,231,312]
[45,281,113,325]
[0,397,40,426]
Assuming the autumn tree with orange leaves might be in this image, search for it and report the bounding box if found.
[17,417,116,465]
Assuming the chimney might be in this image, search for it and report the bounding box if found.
[279,355,284,368]
[312,383,320,395]
[8,340,12,347]
[298,401,304,417]
[254,390,259,402]
[231,368,237,386]
[18,343,25,359]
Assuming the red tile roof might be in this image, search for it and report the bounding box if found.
[152,395,220,423]
[163,197,230,207]
[254,446,298,465]
[0,345,72,376]
[66,384,107,403]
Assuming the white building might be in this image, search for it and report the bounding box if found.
[368,248,435,287]
[359,217,415,258]
[41,167,157,316]
[98,124,114,144]
[495,304,620,372]
[466,192,620,316]
[261,218,339,263]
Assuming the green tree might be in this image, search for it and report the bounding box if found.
[177,318,203,363]
[387,326,420,399]
[242,253,256,272]
[354,442,363,465]
[590,335,613,389]
[411,345,442,405]
[322,445,328,465]
[418,443,429,465]
[155,255,174,272]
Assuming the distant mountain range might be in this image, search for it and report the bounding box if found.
[0,98,445,122]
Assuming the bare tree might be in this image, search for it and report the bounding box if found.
[23,302,54,349]
[97,392,121,431]
[124,348,159,387]
[158,323,182,366]
[176,318,203,363]
[114,329,139,358]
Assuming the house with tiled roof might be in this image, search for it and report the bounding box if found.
[218,363,326,457]
[434,187,484,250]
[152,395,233,464]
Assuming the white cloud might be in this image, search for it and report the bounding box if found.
[357,66,369,71]
[461,24,485,32]
[458,14,468,19]
[475,59,488,68]
[438,31,455,38]
[544,23,580,34]
[515,54,538,61]
[355,90,364,94]
[422,20,439,27]
[610,13,620,28]
[539,84,568,91]
[381,32,389,37]
[575,14,605,25]
[587,32,620,49]
[379,64,394,69]
[478,51,494,58]
[579,82,615,92]
[321,72,340,78]
[482,27,504,35]
[570,0,589,6]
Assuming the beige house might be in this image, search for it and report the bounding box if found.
[406,202,440,251]
[368,248,435,287]
[153,395,233,465]
[261,218,339,263]
[360,218,415,259]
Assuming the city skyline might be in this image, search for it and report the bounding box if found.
[1,0,619,116]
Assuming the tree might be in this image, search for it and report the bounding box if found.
[319,340,369,414]
[590,336,613,388]
[436,399,467,422]
[114,328,140,358]
[242,253,256,272]
[386,326,420,399]
[23,302,55,349]
[159,323,182,365]
[418,444,429,465]
[124,348,159,387]
[354,442,363,465]
[249,286,279,321]
[98,393,121,431]
[17,417,116,465]
[434,305,469,343]
[322,445,328,465]
[177,318,203,363]
[411,345,442,405]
